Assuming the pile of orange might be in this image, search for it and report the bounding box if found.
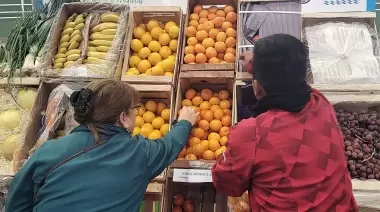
[184,4,237,64]
[133,100,171,139]
[177,88,232,160]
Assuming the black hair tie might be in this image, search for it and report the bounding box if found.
[70,88,93,123]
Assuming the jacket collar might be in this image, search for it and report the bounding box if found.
[71,124,130,138]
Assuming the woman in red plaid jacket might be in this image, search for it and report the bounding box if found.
[212,34,358,212]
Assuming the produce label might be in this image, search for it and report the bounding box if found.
[173,169,212,183]
[302,0,375,12]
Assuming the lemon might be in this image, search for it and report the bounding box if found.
[169,25,179,38]
[133,27,146,39]
[151,27,164,40]
[159,46,172,59]
[132,127,140,137]
[148,52,162,66]
[129,55,141,68]
[165,21,177,32]
[140,32,153,46]
[151,66,164,76]
[158,33,171,46]
[131,39,143,52]
[161,58,175,72]
[137,60,151,73]
[152,117,165,129]
[147,19,159,31]
[164,72,173,76]
[148,41,161,52]
[145,100,157,112]
[157,103,167,114]
[146,68,152,75]
[161,108,170,121]
[137,105,145,116]
[138,24,146,30]
[135,116,145,127]
[148,130,162,140]
[167,55,176,61]
[138,47,151,59]
[155,61,163,68]
[143,111,155,123]
[126,68,140,75]
[140,123,153,137]
[160,124,169,136]
[169,39,178,52]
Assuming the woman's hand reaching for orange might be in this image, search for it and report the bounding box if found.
[178,106,199,126]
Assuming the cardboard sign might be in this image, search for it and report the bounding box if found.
[302,0,376,13]
[173,169,213,183]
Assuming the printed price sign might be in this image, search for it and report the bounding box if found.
[173,169,212,183]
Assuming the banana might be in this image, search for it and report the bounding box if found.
[62,28,74,36]
[67,54,80,61]
[66,49,81,56]
[90,33,115,41]
[55,58,66,64]
[54,53,66,59]
[87,51,107,60]
[68,42,79,50]
[91,23,118,33]
[101,14,119,23]
[90,40,112,47]
[74,23,85,31]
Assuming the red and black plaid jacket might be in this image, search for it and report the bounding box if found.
[212,89,358,212]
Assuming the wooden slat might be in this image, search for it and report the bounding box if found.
[352,179,380,192]
[181,63,235,71]
[0,77,40,86]
[302,12,376,19]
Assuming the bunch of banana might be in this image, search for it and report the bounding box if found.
[84,12,120,64]
[53,13,88,69]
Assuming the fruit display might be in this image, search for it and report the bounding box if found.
[132,100,171,139]
[184,4,237,64]
[125,19,179,76]
[337,108,380,180]
[171,193,194,212]
[53,13,88,69]
[84,12,120,65]
[177,88,232,160]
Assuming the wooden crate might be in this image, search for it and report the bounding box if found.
[121,6,183,84]
[162,179,228,212]
[180,0,238,72]
[142,182,164,212]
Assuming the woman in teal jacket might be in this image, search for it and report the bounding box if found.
[5,79,198,212]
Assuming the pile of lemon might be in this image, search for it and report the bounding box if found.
[126,19,179,76]
[132,100,171,139]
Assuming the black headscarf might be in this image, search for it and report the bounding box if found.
[251,34,312,117]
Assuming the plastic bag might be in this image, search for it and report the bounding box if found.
[228,192,250,212]
[305,22,380,84]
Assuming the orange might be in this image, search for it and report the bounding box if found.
[186,146,193,154]
[196,30,208,41]
[192,96,203,106]
[219,90,230,100]
[193,144,206,157]
[201,131,209,140]
[193,5,203,14]
[205,47,217,59]
[185,26,197,37]
[203,150,215,160]
[213,108,225,120]
[137,105,146,116]
[189,137,201,147]
[214,42,227,53]
[224,5,235,13]
[226,28,236,38]
[213,17,225,28]
[190,13,200,21]
[178,147,187,158]
[220,99,231,109]
[182,99,192,107]
[207,13,216,20]
[185,89,196,100]
[217,53,225,60]
[223,109,232,116]
[222,22,233,32]
[152,117,165,129]
[210,119,223,132]
[209,57,221,64]
[219,126,229,137]
[189,20,199,28]
[198,119,210,131]
[208,29,219,40]
[209,96,221,105]
[226,12,237,23]
[202,38,215,49]
[224,53,236,63]
[192,127,205,138]
[216,10,226,17]
[216,32,227,42]
[196,53,208,64]
[187,37,198,46]
[199,17,208,24]
[232,23,237,30]
[200,110,214,122]
[225,37,236,48]
[208,132,221,141]
[199,101,211,110]
[194,44,206,54]
[185,154,197,160]
[222,116,232,127]
[225,47,236,55]
[215,148,224,158]
[185,46,195,55]
[210,105,221,111]
[157,102,167,114]
[197,23,207,31]
[220,146,227,151]
[135,116,145,128]
[140,123,153,137]
[208,6,218,13]
[204,21,215,31]
[200,88,213,100]
[184,54,196,64]
[220,136,228,146]
[200,140,209,150]
[208,139,221,151]
[199,10,209,18]
[160,123,169,136]
[143,111,155,123]
[145,100,157,112]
